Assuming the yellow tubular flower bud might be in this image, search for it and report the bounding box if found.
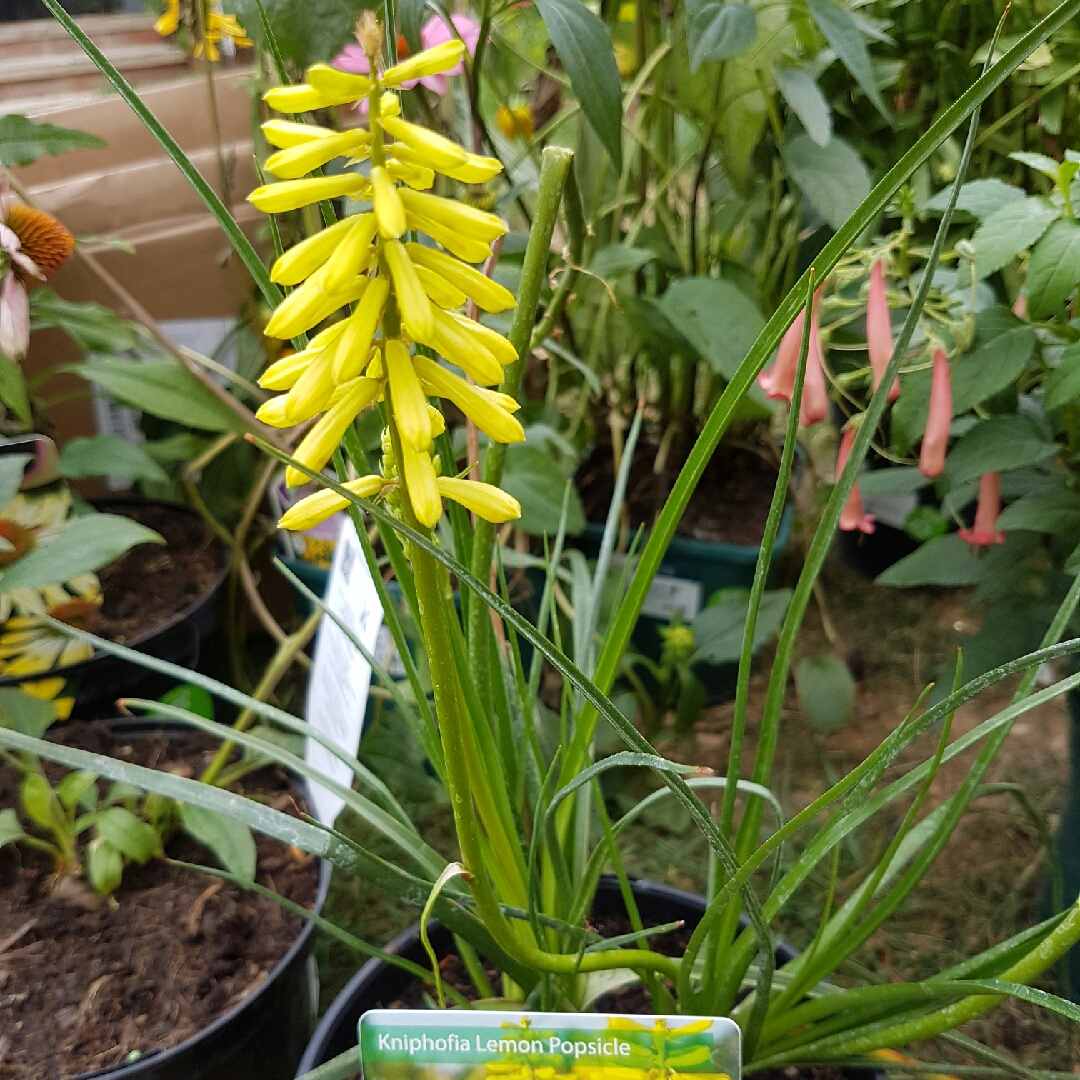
[262,119,336,149]
[270,216,356,285]
[366,348,384,380]
[478,387,521,413]
[265,130,370,180]
[260,349,314,391]
[385,339,432,452]
[264,263,336,339]
[437,477,521,523]
[431,308,502,384]
[381,115,467,171]
[278,475,384,531]
[285,377,383,486]
[321,213,378,294]
[284,348,338,423]
[378,92,403,119]
[405,210,492,264]
[382,40,465,87]
[446,310,518,365]
[304,275,370,329]
[400,440,442,528]
[264,84,333,113]
[398,189,507,244]
[305,63,372,103]
[414,265,467,309]
[387,159,436,191]
[405,242,515,311]
[390,142,501,184]
[414,355,524,444]
[383,240,435,342]
[255,394,291,427]
[333,275,389,381]
[426,404,446,438]
[371,166,407,239]
[249,173,369,213]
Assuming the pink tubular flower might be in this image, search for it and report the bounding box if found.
[958,472,1006,546]
[919,348,952,479]
[758,308,804,403]
[836,427,875,534]
[0,270,28,360]
[800,307,830,427]
[867,260,899,401]
[758,288,829,426]
[1012,295,1028,320]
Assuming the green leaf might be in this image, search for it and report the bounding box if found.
[0,453,32,511]
[0,353,31,427]
[533,0,623,171]
[877,533,986,587]
[996,487,1080,534]
[60,436,168,483]
[144,433,212,463]
[1045,341,1080,410]
[179,802,257,883]
[806,0,889,121]
[904,505,949,542]
[685,1,757,73]
[86,835,123,896]
[656,277,765,381]
[0,114,105,167]
[0,807,26,849]
[73,358,251,433]
[0,513,163,592]
[21,772,58,832]
[923,178,1025,219]
[589,245,655,280]
[971,197,1059,279]
[775,66,831,148]
[783,132,871,231]
[29,289,138,354]
[159,684,215,721]
[225,0,374,72]
[795,655,855,731]
[857,467,931,497]
[55,770,98,811]
[945,415,1056,487]
[1024,218,1080,318]
[692,588,792,665]
[500,444,585,537]
[398,0,429,54]
[0,688,58,739]
[950,324,1036,412]
[94,805,160,863]
[1009,150,1061,180]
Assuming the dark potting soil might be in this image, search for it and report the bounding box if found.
[92,503,224,645]
[576,440,779,547]
[0,722,318,1080]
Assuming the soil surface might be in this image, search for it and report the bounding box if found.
[0,722,318,1079]
[577,439,778,546]
[92,502,224,645]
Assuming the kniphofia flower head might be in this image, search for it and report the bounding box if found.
[867,260,899,401]
[958,471,1005,546]
[836,427,875,534]
[251,17,523,532]
[919,347,952,479]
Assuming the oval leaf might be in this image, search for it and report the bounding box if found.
[60,436,168,483]
[0,114,105,167]
[877,533,986,588]
[179,802,257,883]
[971,197,1059,279]
[806,0,889,121]
[1024,218,1080,318]
[944,415,1056,488]
[795,655,855,731]
[776,66,832,148]
[686,1,757,72]
[94,805,161,863]
[784,132,871,231]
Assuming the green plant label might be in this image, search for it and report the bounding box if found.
[359,1010,740,1080]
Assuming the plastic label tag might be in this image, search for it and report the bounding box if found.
[359,1009,740,1080]
[641,574,703,621]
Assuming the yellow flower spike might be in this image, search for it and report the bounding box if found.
[399,440,443,528]
[438,477,521,523]
[279,475,385,532]
[383,240,435,342]
[270,216,357,285]
[413,355,525,444]
[430,308,503,384]
[405,242,515,311]
[391,143,502,184]
[333,275,389,381]
[284,348,338,423]
[322,214,379,294]
[305,63,372,104]
[265,130,370,180]
[398,189,507,244]
[385,339,433,452]
[426,404,447,438]
[249,173,370,213]
[446,310,518,365]
[255,394,292,427]
[285,377,384,486]
[405,210,493,264]
[382,39,466,86]
[414,264,467,310]
[264,83,335,114]
[262,119,337,149]
[370,165,407,239]
[387,159,436,191]
[381,115,468,172]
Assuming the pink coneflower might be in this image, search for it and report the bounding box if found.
[867,260,899,401]
[958,472,1006,545]
[919,348,952,479]
[836,427,875,534]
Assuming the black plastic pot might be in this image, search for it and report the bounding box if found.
[297,876,883,1078]
[53,719,329,1080]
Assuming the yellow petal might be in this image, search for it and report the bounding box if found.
[400,441,442,528]
[270,216,357,285]
[382,114,468,172]
[437,477,520,523]
[305,63,372,104]
[265,130,370,179]
[286,377,383,486]
[404,209,495,263]
[391,142,502,184]
[264,83,334,114]
[284,348,338,423]
[426,404,446,437]
[405,242,515,311]
[382,40,465,87]
[304,276,370,329]
[333,275,389,381]
[430,308,502,384]
[387,158,435,191]
[249,173,370,213]
[445,310,518,365]
[259,349,314,391]
[261,119,336,149]
[256,394,292,427]
[371,165,407,239]
[383,240,435,342]
[264,265,336,339]
[278,475,384,531]
[398,189,507,244]
[321,213,378,293]
[385,339,432,452]
[478,387,521,413]
[366,347,384,380]
[414,264,467,309]
[413,355,524,444]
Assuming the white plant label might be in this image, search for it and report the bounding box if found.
[305,518,383,825]
[640,574,702,622]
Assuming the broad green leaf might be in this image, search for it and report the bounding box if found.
[60,436,168,483]
[589,246,655,280]
[87,836,123,896]
[159,683,215,721]
[21,772,58,831]
[1024,218,1080,318]
[692,588,792,665]
[144,433,211,463]
[224,0,373,71]
[1045,341,1080,410]
[685,0,757,72]
[0,513,163,592]
[923,178,1025,219]
[179,802,257,883]
[501,444,585,537]
[398,0,429,54]
[784,132,871,231]
[877,533,986,588]
[0,453,32,511]
[534,0,623,171]
[0,807,25,849]
[971,197,1059,279]
[1009,150,1062,180]
[775,66,831,148]
[656,277,765,381]
[0,687,58,739]
[29,289,137,354]
[945,415,1056,487]
[857,467,931,497]
[0,114,105,167]
[55,770,98,811]
[94,805,160,863]
[0,353,31,427]
[806,0,889,121]
[795,655,855,731]
[950,324,1036,413]
[905,505,949,542]
[73,358,251,433]
[996,488,1080,534]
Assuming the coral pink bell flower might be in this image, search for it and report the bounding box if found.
[335,15,480,95]
[836,427,875,534]
[758,288,829,426]
[919,348,952,479]
[867,260,899,401]
[958,472,1006,546]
